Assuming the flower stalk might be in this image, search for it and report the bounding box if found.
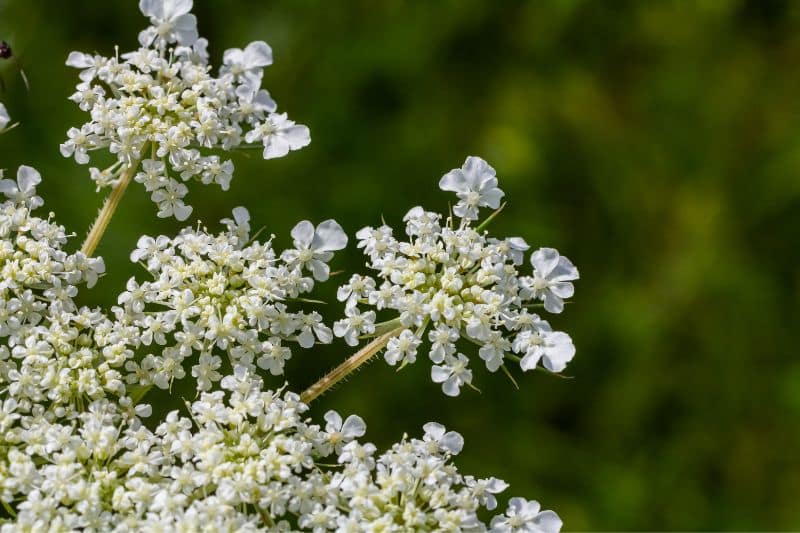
[80,158,140,256]
[301,327,402,403]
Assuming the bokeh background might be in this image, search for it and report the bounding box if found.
[2,0,800,529]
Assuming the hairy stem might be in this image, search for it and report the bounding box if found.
[301,327,402,404]
[80,158,141,256]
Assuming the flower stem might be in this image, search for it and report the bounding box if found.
[80,158,141,256]
[300,327,402,404]
[475,201,506,232]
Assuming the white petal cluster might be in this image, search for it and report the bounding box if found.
[116,210,345,392]
[1,9,574,527]
[0,167,125,411]
[61,0,310,219]
[0,169,560,530]
[0,166,106,338]
[334,156,580,396]
[1,358,559,531]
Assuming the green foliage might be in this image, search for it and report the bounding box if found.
[2,0,799,528]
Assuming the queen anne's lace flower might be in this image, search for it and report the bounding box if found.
[334,156,579,396]
[527,248,579,314]
[439,156,505,221]
[116,209,344,392]
[490,497,563,533]
[138,0,199,48]
[1,6,570,529]
[61,0,310,220]
[0,166,135,453]
[2,344,560,531]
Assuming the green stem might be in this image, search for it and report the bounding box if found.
[300,327,402,404]
[358,317,403,339]
[475,201,507,232]
[1,498,16,518]
[80,157,141,256]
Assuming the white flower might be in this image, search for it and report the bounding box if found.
[431,353,473,397]
[515,329,575,374]
[0,166,44,209]
[63,1,310,219]
[191,353,222,391]
[333,307,375,347]
[439,156,505,220]
[256,338,292,375]
[383,329,421,366]
[138,0,198,47]
[336,274,376,310]
[222,41,273,83]
[422,422,464,454]
[152,180,192,221]
[467,476,509,511]
[527,248,579,313]
[428,325,458,364]
[245,112,311,160]
[283,219,348,281]
[118,212,339,391]
[0,103,9,131]
[490,498,562,533]
[221,206,251,246]
[324,410,366,453]
[60,126,95,164]
[334,157,579,395]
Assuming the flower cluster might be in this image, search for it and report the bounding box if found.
[0,168,121,409]
[334,156,579,396]
[0,166,562,531]
[116,209,347,392]
[2,358,560,531]
[61,0,309,219]
[1,3,576,529]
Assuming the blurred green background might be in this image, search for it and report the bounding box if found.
[2,0,800,529]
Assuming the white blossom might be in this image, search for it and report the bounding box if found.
[526,247,579,314]
[117,208,343,391]
[439,156,505,220]
[222,41,273,84]
[335,157,579,395]
[62,0,310,219]
[0,103,9,131]
[282,219,348,281]
[490,498,563,533]
[0,165,44,209]
[0,9,571,529]
[138,0,198,47]
[245,112,311,160]
[432,353,473,396]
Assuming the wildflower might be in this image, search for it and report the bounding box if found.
[0,165,44,209]
[117,208,343,391]
[323,410,367,454]
[282,219,348,281]
[490,498,563,533]
[526,247,579,314]
[62,0,310,219]
[244,111,311,160]
[432,353,474,396]
[0,103,9,131]
[138,0,199,47]
[439,156,505,220]
[222,41,273,83]
[334,157,579,395]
